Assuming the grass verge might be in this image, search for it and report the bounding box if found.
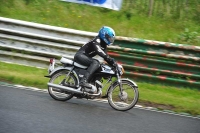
[0,61,199,116]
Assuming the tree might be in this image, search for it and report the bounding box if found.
[148,0,154,17]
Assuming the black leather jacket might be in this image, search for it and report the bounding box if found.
[76,36,115,66]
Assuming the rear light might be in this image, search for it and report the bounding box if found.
[48,58,55,74]
[50,58,54,64]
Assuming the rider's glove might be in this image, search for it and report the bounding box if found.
[113,61,121,74]
[106,57,120,74]
[106,57,116,66]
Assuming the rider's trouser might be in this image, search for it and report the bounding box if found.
[74,52,100,82]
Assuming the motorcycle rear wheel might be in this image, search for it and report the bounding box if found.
[107,79,139,111]
[48,70,77,101]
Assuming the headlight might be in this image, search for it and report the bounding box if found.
[121,66,125,74]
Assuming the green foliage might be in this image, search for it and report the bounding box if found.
[138,82,200,115]
[178,28,200,45]
[0,61,48,88]
[124,0,200,22]
[0,0,199,46]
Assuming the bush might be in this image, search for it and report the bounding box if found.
[178,28,200,45]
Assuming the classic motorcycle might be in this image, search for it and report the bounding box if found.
[46,57,139,111]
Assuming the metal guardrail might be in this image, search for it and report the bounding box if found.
[0,17,199,89]
[112,37,200,88]
[0,17,94,67]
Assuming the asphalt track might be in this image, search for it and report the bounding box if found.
[0,85,199,133]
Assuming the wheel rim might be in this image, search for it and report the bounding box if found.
[109,82,137,109]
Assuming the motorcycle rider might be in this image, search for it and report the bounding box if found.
[74,26,117,88]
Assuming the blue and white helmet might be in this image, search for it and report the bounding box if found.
[98,26,115,45]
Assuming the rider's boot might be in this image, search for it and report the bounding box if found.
[79,71,91,88]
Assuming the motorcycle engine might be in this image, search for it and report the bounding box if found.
[84,84,97,93]
[84,80,102,94]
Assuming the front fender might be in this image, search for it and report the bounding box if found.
[121,78,138,87]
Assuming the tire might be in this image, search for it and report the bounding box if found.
[48,70,78,101]
[107,79,139,111]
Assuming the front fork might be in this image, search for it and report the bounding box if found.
[114,72,123,98]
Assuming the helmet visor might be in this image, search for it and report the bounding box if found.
[106,34,115,45]
[108,37,115,44]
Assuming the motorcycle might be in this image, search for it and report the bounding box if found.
[46,57,139,111]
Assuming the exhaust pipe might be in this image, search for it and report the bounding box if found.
[47,83,83,94]
[47,83,102,96]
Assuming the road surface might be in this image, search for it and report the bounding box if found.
[0,85,199,133]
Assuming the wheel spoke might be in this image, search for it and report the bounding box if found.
[108,80,139,111]
[48,70,77,101]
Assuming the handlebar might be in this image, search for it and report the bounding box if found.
[113,63,121,76]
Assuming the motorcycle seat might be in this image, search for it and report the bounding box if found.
[60,57,87,69]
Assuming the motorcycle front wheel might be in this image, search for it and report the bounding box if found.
[107,79,139,111]
[48,70,77,101]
